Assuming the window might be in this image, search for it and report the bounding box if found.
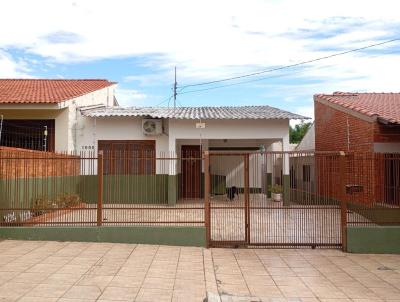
[0,119,55,151]
[98,140,155,175]
[303,165,311,182]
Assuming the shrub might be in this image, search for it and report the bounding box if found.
[269,185,283,194]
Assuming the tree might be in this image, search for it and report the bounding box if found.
[290,121,312,144]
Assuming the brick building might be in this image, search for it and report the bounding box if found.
[314,92,400,205]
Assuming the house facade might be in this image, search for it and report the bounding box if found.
[295,92,400,206]
[0,79,117,152]
[0,79,306,205]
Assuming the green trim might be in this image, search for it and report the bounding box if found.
[282,175,290,206]
[0,226,206,247]
[168,175,178,206]
[348,202,400,225]
[266,173,272,198]
[347,226,400,254]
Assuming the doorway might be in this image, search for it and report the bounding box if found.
[181,145,202,199]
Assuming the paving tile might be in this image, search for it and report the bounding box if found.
[9,272,50,284]
[279,284,316,298]
[108,275,144,288]
[248,284,283,298]
[99,286,139,300]
[135,287,173,302]
[24,283,71,298]
[62,285,102,300]
[172,289,207,302]
[17,297,58,302]
[77,274,114,289]
[142,277,175,290]
[218,283,250,296]
[0,282,36,300]
[0,241,399,302]
[41,273,82,285]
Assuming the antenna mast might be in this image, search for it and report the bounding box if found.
[173,66,177,111]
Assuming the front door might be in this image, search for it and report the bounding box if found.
[181,145,202,199]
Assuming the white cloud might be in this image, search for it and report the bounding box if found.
[115,88,147,106]
[0,50,32,78]
[0,0,399,92]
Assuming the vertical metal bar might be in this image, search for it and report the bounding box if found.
[244,153,250,245]
[97,151,103,226]
[339,152,348,252]
[204,151,211,248]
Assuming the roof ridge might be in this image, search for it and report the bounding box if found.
[0,78,113,81]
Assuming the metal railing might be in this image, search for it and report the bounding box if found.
[0,148,398,250]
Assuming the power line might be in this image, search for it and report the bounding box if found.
[178,66,315,95]
[155,95,173,107]
[177,38,400,90]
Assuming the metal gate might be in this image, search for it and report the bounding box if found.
[204,151,344,248]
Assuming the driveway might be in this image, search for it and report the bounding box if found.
[0,240,399,301]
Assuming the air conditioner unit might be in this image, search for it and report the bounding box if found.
[142,119,162,136]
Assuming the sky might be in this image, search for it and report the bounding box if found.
[0,0,399,121]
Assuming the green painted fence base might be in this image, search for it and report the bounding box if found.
[168,175,178,206]
[0,226,206,247]
[347,226,400,254]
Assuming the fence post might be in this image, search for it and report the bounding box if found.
[339,151,348,252]
[97,151,103,227]
[244,153,250,245]
[204,151,211,248]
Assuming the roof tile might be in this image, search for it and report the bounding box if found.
[0,79,116,104]
[81,105,307,120]
[315,92,400,124]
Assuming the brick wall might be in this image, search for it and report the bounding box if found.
[314,100,375,204]
[314,100,374,152]
[0,147,80,179]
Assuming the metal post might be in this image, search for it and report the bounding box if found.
[204,151,211,248]
[43,126,48,151]
[244,153,250,245]
[0,114,3,145]
[97,151,104,226]
[339,152,348,252]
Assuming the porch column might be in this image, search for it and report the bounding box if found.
[266,145,273,198]
[168,137,178,206]
[282,135,290,206]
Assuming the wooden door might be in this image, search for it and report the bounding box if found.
[181,145,202,199]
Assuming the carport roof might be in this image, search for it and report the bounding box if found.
[81,105,308,120]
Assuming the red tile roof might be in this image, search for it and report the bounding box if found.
[315,92,400,124]
[0,79,116,104]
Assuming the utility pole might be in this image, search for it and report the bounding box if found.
[173,66,177,111]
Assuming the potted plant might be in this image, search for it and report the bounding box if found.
[269,185,283,202]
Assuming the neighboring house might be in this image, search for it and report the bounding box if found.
[314,92,400,153]
[0,79,117,151]
[296,92,400,205]
[0,79,307,204]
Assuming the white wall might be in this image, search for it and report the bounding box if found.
[296,123,315,151]
[66,85,117,152]
[168,119,289,141]
[77,115,291,178]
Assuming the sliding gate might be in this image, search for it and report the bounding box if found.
[205,151,344,248]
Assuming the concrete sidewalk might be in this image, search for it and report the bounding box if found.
[0,240,399,301]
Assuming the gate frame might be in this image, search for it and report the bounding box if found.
[204,150,347,249]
